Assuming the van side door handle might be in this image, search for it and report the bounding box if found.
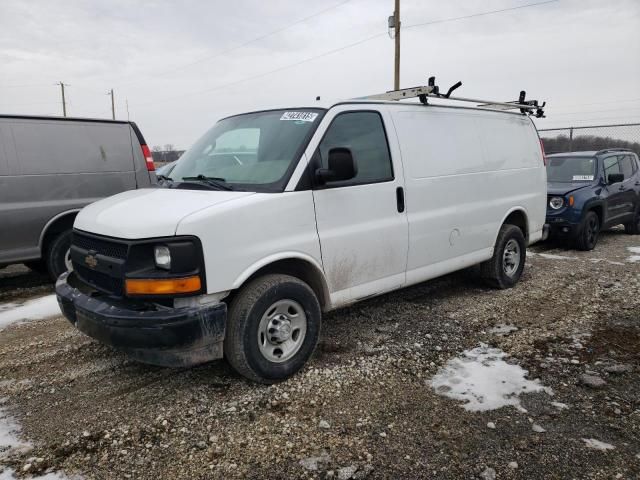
[396,186,405,213]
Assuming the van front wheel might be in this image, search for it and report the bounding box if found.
[224,274,321,383]
[45,230,73,281]
[481,224,526,289]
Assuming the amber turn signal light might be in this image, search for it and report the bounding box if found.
[568,195,574,207]
[125,276,201,295]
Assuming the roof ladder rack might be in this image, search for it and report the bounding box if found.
[361,76,546,118]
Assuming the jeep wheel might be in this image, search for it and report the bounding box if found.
[573,211,600,250]
[481,224,526,289]
[45,230,73,281]
[224,274,321,383]
[624,208,640,235]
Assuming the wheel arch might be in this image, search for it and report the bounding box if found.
[231,253,331,311]
[498,207,529,243]
[38,209,80,252]
[583,201,604,226]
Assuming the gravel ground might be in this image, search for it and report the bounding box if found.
[0,230,638,479]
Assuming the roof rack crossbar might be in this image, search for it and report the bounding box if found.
[595,148,633,155]
[359,77,546,118]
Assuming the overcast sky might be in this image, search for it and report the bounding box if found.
[1,0,639,149]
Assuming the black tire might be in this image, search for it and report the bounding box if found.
[623,208,640,235]
[24,260,48,274]
[224,274,321,384]
[481,224,526,289]
[45,230,73,281]
[573,211,600,251]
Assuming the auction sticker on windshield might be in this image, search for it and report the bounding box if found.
[573,175,594,181]
[280,111,318,122]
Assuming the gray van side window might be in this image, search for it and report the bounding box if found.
[317,111,393,187]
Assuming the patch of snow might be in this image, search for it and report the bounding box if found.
[0,404,31,459]
[582,438,615,451]
[0,469,72,480]
[0,295,60,330]
[627,246,640,263]
[551,401,569,410]
[589,258,626,266]
[430,344,551,412]
[1,404,74,479]
[538,253,577,260]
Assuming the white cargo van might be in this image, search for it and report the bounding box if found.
[56,84,548,383]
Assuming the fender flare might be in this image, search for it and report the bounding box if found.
[494,206,530,243]
[231,251,330,308]
[38,209,81,251]
[580,199,606,224]
[232,251,327,289]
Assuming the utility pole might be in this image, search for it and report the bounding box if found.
[58,81,67,117]
[108,89,115,120]
[389,0,401,90]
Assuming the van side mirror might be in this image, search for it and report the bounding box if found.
[607,173,624,184]
[315,148,357,183]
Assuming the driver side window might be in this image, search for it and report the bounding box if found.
[317,111,393,187]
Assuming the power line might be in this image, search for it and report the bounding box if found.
[132,0,559,109]
[117,0,354,87]
[133,31,387,108]
[403,0,559,30]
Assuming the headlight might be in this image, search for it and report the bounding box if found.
[549,197,564,210]
[154,245,171,270]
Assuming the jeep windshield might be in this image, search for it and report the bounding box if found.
[168,109,324,192]
[546,156,597,183]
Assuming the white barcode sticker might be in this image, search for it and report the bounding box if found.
[280,111,318,122]
[573,175,594,181]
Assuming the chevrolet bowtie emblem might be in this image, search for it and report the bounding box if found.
[84,254,98,268]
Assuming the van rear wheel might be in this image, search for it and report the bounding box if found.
[224,274,321,384]
[481,224,526,289]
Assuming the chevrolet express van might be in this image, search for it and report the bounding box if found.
[0,115,156,280]
[56,97,547,383]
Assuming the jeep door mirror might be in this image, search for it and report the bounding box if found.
[315,148,357,183]
[607,173,624,184]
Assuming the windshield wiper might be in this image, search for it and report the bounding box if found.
[180,175,233,191]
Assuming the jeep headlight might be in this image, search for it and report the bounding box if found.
[154,245,171,270]
[549,197,564,210]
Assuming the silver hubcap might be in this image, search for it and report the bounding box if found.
[64,248,73,272]
[257,299,307,363]
[502,239,520,277]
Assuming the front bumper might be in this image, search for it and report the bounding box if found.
[56,271,227,367]
[545,217,579,237]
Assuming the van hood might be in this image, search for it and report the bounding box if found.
[74,188,255,239]
[547,182,592,196]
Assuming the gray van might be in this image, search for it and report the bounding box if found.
[0,115,156,279]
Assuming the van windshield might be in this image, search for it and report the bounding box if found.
[546,156,597,183]
[169,109,323,192]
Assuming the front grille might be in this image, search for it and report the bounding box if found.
[75,264,124,296]
[73,232,128,259]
